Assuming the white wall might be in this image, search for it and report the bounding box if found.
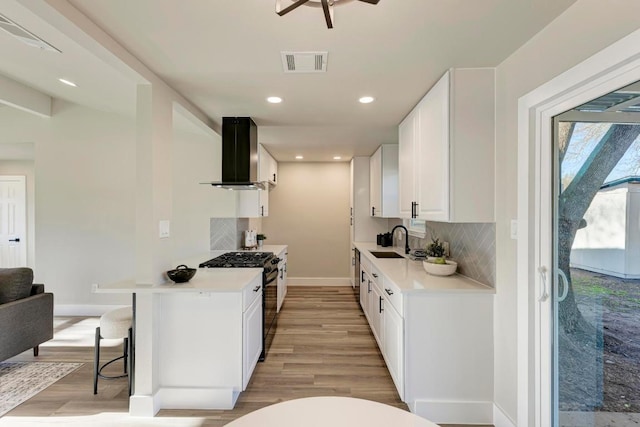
[494,0,640,423]
[262,162,350,280]
[0,101,136,308]
[171,119,228,260]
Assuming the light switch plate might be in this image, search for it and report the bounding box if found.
[159,220,170,239]
[510,219,518,240]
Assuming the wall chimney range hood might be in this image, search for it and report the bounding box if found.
[204,117,266,190]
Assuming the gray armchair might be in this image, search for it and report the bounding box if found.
[0,268,53,361]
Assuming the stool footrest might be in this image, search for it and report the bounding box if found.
[97,354,128,380]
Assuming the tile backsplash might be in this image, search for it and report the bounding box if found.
[210,218,249,250]
[407,222,496,287]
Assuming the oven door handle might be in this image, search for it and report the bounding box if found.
[265,272,278,285]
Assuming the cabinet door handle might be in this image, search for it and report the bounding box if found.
[8,238,20,242]
[280,268,284,280]
[368,280,371,293]
[253,285,261,292]
[273,173,276,183]
[261,206,264,216]
[414,202,419,218]
[379,296,383,313]
[361,271,365,283]
[385,288,394,296]
[350,217,353,226]
[371,206,375,216]
[372,273,378,278]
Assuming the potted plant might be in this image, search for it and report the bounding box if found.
[425,237,445,262]
[256,234,266,248]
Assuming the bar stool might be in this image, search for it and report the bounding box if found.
[93,306,132,395]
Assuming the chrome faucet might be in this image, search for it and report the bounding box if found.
[391,225,410,254]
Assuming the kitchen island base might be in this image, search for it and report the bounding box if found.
[94,267,263,417]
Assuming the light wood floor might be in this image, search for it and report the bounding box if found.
[5,286,491,427]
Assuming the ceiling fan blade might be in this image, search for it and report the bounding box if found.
[358,0,381,3]
[276,0,311,16]
[321,0,334,29]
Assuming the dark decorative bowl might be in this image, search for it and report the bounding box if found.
[166,264,197,283]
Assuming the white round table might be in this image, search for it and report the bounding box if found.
[226,396,439,427]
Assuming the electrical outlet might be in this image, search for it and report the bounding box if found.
[510,220,518,240]
[443,241,450,257]
[159,220,170,239]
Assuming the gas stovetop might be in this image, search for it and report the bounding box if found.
[199,251,275,268]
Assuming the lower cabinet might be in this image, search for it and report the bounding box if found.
[277,247,288,312]
[357,247,494,424]
[242,289,263,389]
[369,280,384,347]
[382,296,404,399]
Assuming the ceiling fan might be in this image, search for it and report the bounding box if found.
[275,0,381,29]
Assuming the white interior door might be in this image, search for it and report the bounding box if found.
[0,176,27,267]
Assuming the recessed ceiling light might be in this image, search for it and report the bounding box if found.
[267,96,283,104]
[295,155,304,160]
[59,78,77,87]
[359,96,374,104]
[333,156,342,160]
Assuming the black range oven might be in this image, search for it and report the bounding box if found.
[199,251,279,361]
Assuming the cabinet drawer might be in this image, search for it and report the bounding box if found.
[381,278,403,316]
[242,274,263,311]
[370,264,382,285]
[361,254,372,274]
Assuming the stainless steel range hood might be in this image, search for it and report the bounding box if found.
[203,117,266,190]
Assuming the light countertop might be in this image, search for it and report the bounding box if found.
[354,242,494,294]
[94,246,287,294]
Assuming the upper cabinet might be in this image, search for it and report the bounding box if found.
[259,145,278,186]
[369,144,399,218]
[237,188,269,218]
[398,68,495,222]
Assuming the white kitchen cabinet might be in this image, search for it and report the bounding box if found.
[349,157,388,286]
[277,247,288,312]
[259,145,278,186]
[237,188,268,218]
[369,144,399,218]
[398,68,495,222]
[382,294,404,400]
[242,287,263,389]
[355,244,493,424]
[398,110,418,218]
[369,278,384,347]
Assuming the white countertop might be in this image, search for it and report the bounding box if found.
[94,246,287,294]
[354,242,494,294]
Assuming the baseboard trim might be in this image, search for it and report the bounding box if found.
[411,399,493,425]
[494,403,517,427]
[54,304,128,316]
[287,277,352,286]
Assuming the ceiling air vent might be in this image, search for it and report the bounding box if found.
[281,51,328,73]
[0,13,60,53]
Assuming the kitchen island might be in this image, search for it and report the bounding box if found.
[94,263,264,417]
[353,242,494,425]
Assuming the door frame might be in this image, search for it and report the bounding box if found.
[517,29,640,427]
[0,175,27,267]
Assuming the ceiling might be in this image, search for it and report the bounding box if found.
[0,0,578,161]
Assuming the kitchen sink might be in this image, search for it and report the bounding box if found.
[369,251,405,259]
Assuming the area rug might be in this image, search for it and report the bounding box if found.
[0,362,83,417]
